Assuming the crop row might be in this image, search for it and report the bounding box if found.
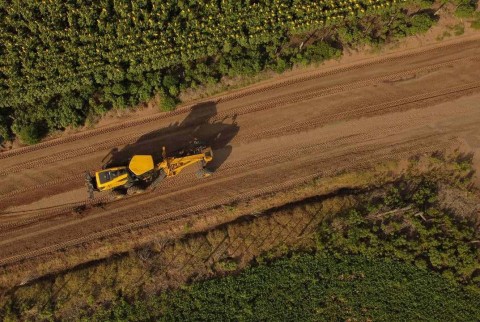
[0,0,403,108]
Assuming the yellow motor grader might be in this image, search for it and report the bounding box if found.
[85,142,213,199]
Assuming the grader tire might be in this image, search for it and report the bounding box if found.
[85,172,95,199]
[127,185,143,196]
[109,190,125,201]
[149,170,167,191]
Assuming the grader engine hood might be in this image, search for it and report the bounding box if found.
[128,155,155,176]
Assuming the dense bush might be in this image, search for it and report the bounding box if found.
[0,111,10,140]
[13,123,46,145]
[85,255,480,321]
[317,179,480,288]
[406,13,438,35]
[455,0,478,18]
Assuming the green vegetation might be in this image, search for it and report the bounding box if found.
[12,122,46,145]
[470,13,480,29]
[0,0,441,143]
[84,255,480,321]
[318,180,480,289]
[406,12,437,34]
[454,0,478,18]
[451,22,466,35]
[472,19,480,29]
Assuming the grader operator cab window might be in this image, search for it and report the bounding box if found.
[98,169,127,184]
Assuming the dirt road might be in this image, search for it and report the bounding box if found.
[1,35,480,271]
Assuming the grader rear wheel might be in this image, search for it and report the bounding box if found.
[148,169,167,191]
[109,190,125,201]
[126,185,144,196]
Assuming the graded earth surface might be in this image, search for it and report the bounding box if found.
[1,34,480,273]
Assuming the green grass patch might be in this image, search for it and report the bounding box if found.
[85,255,480,321]
[471,16,480,29]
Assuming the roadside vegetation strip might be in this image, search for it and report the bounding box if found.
[2,152,478,321]
[89,256,480,321]
[0,0,458,148]
[0,54,472,176]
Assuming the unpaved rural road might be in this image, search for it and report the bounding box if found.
[1,35,480,270]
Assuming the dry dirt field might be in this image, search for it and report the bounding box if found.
[1,33,480,289]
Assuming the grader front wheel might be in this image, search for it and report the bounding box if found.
[85,172,95,199]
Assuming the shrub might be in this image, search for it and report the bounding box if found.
[407,13,437,35]
[455,2,477,18]
[471,17,480,29]
[159,95,178,112]
[317,179,480,287]
[301,42,342,64]
[14,123,46,145]
[0,113,11,141]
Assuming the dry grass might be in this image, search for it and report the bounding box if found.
[2,149,480,320]
[0,154,421,292]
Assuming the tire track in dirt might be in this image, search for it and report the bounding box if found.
[0,132,370,231]
[213,37,480,104]
[0,36,478,161]
[0,56,470,177]
[6,90,474,252]
[0,105,466,241]
[0,122,441,235]
[1,78,478,208]
[237,81,480,143]
[0,136,455,267]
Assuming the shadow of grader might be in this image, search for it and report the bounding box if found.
[102,101,239,173]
